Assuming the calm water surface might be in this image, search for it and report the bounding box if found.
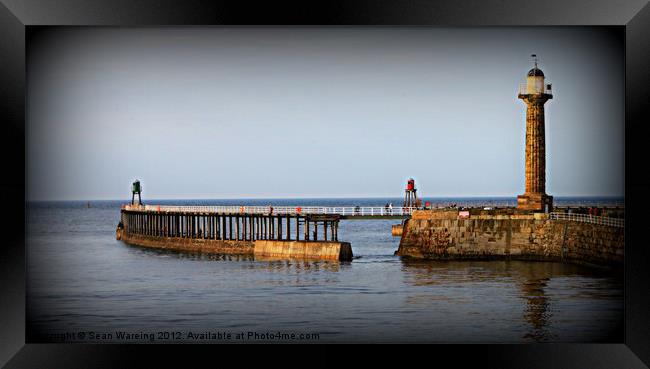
[27,198,623,343]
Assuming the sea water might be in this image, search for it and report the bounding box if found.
[26,197,623,343]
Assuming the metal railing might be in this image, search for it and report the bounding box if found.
[549,212,624,228]
[122,204,417,216]
[518,83,552,96]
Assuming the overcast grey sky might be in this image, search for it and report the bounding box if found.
[27,27,624,201]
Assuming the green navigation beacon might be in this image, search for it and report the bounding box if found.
[131,179,142,205]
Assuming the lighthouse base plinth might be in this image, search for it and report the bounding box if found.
[517,193,553,212]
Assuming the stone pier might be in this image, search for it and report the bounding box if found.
[254,240,352,261]
[116,206,351,261]
[396,209,624,268]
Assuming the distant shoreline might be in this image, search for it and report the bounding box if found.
[27,196,625,206]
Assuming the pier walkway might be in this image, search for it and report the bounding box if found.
[117,204,356,260]
[117,203,624,262]
[119,204,415,244]
[126,205,417,219]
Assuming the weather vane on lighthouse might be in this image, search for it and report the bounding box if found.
[516,54,553,212]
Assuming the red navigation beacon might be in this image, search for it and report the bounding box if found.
[406,179,415,191]
[403,178,419,208]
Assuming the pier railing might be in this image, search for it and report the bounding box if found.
[122,204,417,216]
[549,212,624,228]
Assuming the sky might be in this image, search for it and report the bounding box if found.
[27,27,624,201]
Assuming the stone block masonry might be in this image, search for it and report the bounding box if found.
[117,230,352,261]
[116,230,255,255]
[396,210,623,268]
[254,240,352,261]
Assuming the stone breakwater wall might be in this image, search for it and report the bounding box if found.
[117,229,255,255]
[254,240,352,261]
[396,210,623,268]
[116,228,352,261]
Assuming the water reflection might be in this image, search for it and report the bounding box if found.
[253,257,343,272]
[520,277,554,341]
[399,259,620,342]
[399,259,515,285]
[28,201,624,343]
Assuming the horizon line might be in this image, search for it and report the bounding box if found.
[27,194,626,203]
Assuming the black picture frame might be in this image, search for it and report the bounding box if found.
[1,0,649,367]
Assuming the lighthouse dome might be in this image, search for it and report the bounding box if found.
[527,67,544,77]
